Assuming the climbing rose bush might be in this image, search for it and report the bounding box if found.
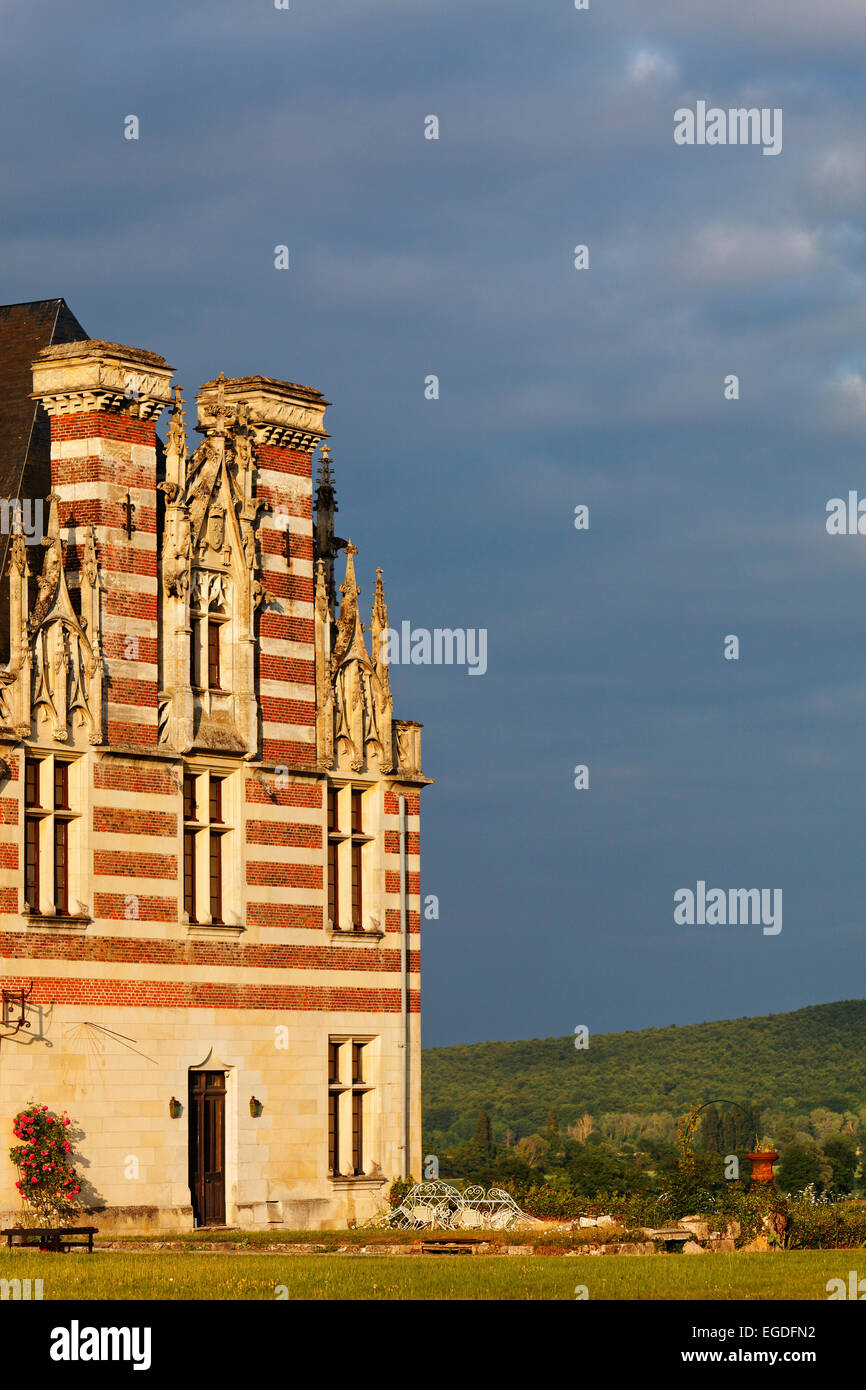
[9,1103,80,1226]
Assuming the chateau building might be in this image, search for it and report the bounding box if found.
[0,300,427,1231]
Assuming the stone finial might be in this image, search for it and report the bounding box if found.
[167,385,187,451]
[313,445,347,621]
[315,558,329,620]
[317,444,335,490]
[82,525,99,589]
[370,567,391,697]
[372,567,387,622]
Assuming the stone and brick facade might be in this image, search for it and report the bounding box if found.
[0,306,429,1231]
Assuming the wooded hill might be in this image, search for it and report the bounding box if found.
[422,1000,866,1147]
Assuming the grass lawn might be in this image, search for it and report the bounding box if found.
[0,1250,856,1300]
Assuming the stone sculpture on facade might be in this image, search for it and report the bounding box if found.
[1,496,103,746]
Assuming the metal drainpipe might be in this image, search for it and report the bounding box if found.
[398,793,409,1181]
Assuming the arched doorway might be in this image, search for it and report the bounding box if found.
[188,1056,229,1226]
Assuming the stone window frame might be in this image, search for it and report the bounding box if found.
[327,1035,377,1179]
[22,750,88,926]
[182,761,241,931]
[325,781,383,940]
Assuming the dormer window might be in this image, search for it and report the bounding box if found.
[189,621,200,689]
[189,592,228,694]
[207,619,221,690]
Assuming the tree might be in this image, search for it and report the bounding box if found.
[776,1143,823,1195]
[568,1113,594,1143]
[822,1135,859,1196]
[700,1105,722,1153]
[734,1107,759,1150]
[473,1110,494,1157]
[547,1108,559,1141]
[514,1134,550,1169]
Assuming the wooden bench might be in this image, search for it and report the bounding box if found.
[420,1242,476,1255]
[2,1226,97,1253]
[420,1233,488,1255]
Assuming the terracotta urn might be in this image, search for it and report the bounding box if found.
[746,1150,779,1183]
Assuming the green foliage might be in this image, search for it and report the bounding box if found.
[388,1176,416,1209]
[423,1000,866,1150]
[821,1136,859,1197]
[777,1143,824,1194]
[473,1110,494,1157]
[699,1105,722,1153]
[423,1002,866,1221]
[785,1196,866,1250]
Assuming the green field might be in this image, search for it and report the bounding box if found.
[0,1251,855,1300]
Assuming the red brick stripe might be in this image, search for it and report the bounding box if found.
[256,488,311,521]
[92,894,178,921]
[1,975,420,1012]
[104,593,158,621]
[244,780,321,808]
[260,696,316,727]
[94,763,177,795]
[0,932,418,973]
[106,722,158,748]
[260,573,313,603]
[261,739,316,766]
[51,413,155,445]
[260,530,313,560]
[246,820,321,848]
[67,545,156,578]
[259,655,315,685]
[94,851,175,879]
[246,861,322,888]
[259,615,314,643]
[385,909,420,932]
[52,460,154,490]
[104,678,158,708]
[256,445,313,479]
[93,808,176,837]
[246,903,321,929]
[386,871,420,895]
[59,502,158,535]
[101,635,158,664]
[385,831,420,855]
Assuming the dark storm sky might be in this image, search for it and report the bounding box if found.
[3,0,866,1045]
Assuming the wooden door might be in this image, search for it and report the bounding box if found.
[189,1071,226,1225]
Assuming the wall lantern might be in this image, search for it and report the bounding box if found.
[169,1097,182,1119]
[250,1096,263,1118]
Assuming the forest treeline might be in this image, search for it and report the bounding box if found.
[422,999,866,1151]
